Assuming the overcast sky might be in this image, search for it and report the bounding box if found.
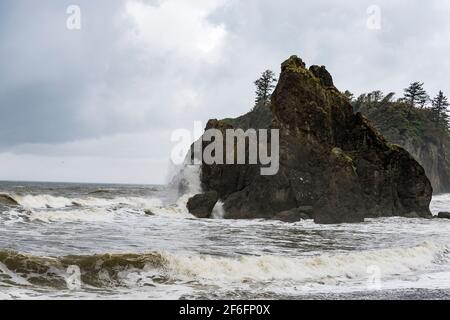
[1,0,449,184]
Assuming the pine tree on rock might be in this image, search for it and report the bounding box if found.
[404,82,428,108]
[431,90,450,129]
[343,90,354,102]
[254,70,277,107]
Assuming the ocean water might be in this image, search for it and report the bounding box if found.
[1,178,450,300]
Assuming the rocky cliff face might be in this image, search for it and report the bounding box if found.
[400,139,450,194]
[187,56,432,224]
[357,103,450,194]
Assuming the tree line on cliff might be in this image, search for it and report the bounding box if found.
[346,83,449,136]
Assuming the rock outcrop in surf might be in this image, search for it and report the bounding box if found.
[186,191,219,218]
[185,55,432,224]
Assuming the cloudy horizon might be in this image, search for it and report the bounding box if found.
[1,0,450,184]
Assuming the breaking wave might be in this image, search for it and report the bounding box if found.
[168,153,202,196]
[0,242,447,289]
[0,193,196,223]
[0,160,204,226]
[2,194,163,210]
[6,208,116,223]
[0,250,167,288]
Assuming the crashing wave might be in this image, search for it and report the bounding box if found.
[0,193,19,206]
[0,250,167,288]
[167,150,202,197]
[0,242,447,289]
[8,194,163,210]
[0,193,195,223]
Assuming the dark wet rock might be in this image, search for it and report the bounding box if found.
[438,212,450,219]
[313,148,366,224]
[272,207,312,223]
[144,209,155,216]
[403,211,420,218]
[0,194,19,206]
[187,191,219,218]
[188,55,432,224]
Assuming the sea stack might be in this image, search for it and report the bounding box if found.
[186,55,432,224]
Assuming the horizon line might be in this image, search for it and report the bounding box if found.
[0,179,164,186]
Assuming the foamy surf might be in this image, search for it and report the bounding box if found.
[430,194,450,215]
[5,194,164,210]
[10,208,115,223]
[0,193,197,223]
[162,242,449,283]
[0,242,447,291]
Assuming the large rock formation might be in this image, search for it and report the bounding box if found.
[187,55,432,224]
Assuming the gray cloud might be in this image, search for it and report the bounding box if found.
[1,0,449,183]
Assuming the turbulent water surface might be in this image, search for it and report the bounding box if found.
[1,180,450,300]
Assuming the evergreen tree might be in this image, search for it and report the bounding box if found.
[431,91,449,128]
[343,90,354,102]
[254,70,277,106]
[382,92,396,103]
[369,90,384,103]
[356,93,367,104]
[403,82,428,108]
[418,93,430,108]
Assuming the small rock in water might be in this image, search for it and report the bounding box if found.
[144,209,155,216]
[187,191,219,218]
[438,212,450,219]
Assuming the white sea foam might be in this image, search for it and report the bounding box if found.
[1,242,445,292]
[14,194,74,209]
[430,193,450,215]
[9,194,164,210]
[3,207,115,223]
[144,194,193,216]
[211,201,225,219]
[4,158,204,221]
[169,163,202,196]
[159,241,447,283]
[4,193,200,224]
[26,208,115,223]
